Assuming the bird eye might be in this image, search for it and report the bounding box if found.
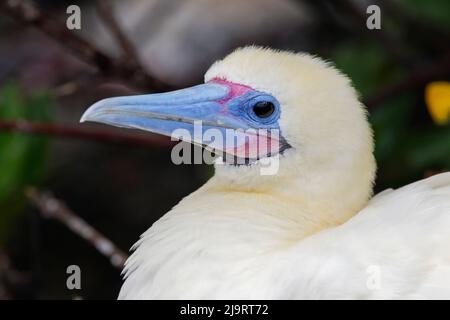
[252,101,275,118]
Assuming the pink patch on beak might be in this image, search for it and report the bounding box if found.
[209,78,253,103]
[224,132,280,159]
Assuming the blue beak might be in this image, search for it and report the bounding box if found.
[81,82,285,159]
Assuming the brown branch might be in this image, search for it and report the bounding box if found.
[95,0,141,68]
[0,250,30,300]
[26,188,129,270]
[364,51,450,109]
[0,120,175,148]
[0,0,172,92]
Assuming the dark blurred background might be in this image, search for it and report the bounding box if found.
[0,0,449,299]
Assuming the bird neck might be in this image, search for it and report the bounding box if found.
[203,149,376,244]
[187,176,364,245]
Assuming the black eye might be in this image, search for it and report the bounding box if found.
[252,101,275,118]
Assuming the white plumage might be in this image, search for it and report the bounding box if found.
[119,172,450,299]
[83,47,450,299]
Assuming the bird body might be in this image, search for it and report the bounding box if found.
[118,172,450,299]
[82,47,450,299]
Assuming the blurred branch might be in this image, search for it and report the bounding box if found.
[364,51,450,109]
[0,120,174,148]
[95,0,142,68]
[0,250,30,299]
[26,188,129,270]
[0,0,172,92]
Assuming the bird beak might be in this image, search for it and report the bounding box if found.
[81,82,280,160]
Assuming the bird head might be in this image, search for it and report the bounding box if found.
[81,47,376,219]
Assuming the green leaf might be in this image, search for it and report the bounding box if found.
[332,41,400,97]
[0,83,52,244]
[399,0,450,30]
[370,95,415,165]
[404,127,450,170]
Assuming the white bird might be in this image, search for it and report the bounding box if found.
[81,47,450,299]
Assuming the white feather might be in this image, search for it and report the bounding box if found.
[118,47,450,299]
[119,173,450,299]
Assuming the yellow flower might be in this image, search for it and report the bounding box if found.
[425,81,450,125]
